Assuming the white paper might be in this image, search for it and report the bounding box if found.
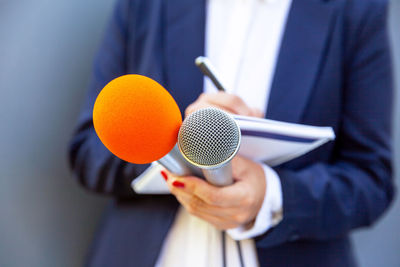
[131,162,170,194]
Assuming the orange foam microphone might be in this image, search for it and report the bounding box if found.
[94,74,203,178]
[93,74,184,165]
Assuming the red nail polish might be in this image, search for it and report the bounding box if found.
[160,170,168,181]
[172,181,185,188]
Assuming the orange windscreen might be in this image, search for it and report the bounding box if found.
[93,74,182,164]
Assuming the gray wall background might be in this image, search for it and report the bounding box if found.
[0,1,398,266]
[0,1,113,266]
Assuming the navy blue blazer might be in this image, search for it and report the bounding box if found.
[69,0,395,266]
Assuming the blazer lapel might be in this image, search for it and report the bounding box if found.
[164,0,206,114]
[266,0,337,123]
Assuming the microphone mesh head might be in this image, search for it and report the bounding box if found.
[178,108,240,167]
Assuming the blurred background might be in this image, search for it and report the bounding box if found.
[0,1,399,266]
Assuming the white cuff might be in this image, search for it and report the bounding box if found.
[227,164,283,240]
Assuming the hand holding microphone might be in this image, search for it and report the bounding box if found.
[167,105,267,229]
[164,57,268,230]
[92,68,267,229]
[166,155,266,230]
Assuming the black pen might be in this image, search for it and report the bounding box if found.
[195,56,228,92]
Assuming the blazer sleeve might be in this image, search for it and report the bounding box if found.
[68,0,148,198]
[256,0,395,247]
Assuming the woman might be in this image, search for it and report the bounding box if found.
[69,0,394,266]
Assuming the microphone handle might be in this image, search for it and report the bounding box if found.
[202,162,234,187]
[158,144,233,187]
[157,145,203,177]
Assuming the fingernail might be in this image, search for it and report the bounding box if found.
[172,181,185,188]
[160,170,168,181]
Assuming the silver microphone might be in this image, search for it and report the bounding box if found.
[156,144,202,177]
[177,107,241,186]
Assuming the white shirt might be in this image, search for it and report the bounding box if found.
[156,0,291,266]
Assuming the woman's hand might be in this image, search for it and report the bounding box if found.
[185,92,263,118]
[164,93,266,229]
[165,156,266,230]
